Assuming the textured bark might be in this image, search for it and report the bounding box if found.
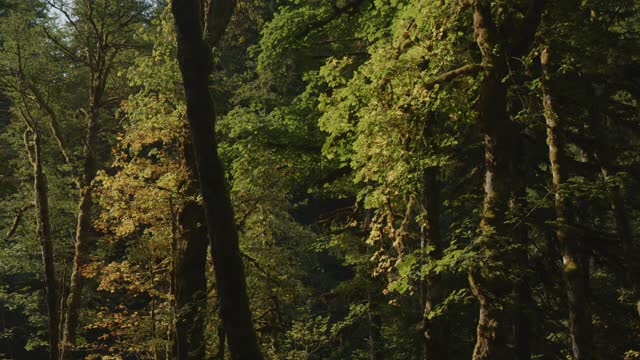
[60,102,99,360]
[541,47,592,360]
[467,1,543,357]
[214,325,226,360]
[468,2,512,358]
[15,55,61,359]
[171,1,263,359]
[173,139,208,360]
[25,127,59,360]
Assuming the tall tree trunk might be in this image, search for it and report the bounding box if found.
[60,104,99,360]
[173,139,208,360]
[171,1,263,359]
[468,2,512,358]
[27,127,59,360]
[541,47,592,360]
[420,165,448,360]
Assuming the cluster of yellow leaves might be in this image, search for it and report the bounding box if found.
[97,261,154,296]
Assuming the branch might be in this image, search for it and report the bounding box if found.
[240,251,282,286]
[5,204,34,240]
[45,0,81,35]
[420,63,486,91]
[26,84,77,174]
[204,0,236,47]
[23,128,36,167]
[42,26,91,67]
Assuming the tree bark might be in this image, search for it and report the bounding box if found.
[541,47,592,360]
[173,139,208,360]
[214,324,226,360]
[171,1,263,359]
[60,102,99,360]
[25,126,59,360]
[468,1,512,358]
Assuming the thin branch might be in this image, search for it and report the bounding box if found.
[5,204,35,240]
[26,84,77,176]
[42,26,91,67]
[45,0,81,36]
[23,128,36,167]
[240,251,282,286]
[420,64,486,91]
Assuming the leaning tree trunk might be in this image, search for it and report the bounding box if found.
[172,138,208,360]
[541,47,593,360]
[171,1,263,359]
[25,127,59,360]
[468,1,513,358]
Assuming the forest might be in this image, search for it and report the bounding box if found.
[0,0,639,359]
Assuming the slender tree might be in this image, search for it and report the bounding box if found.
[541,47,593,360]
[39,2,147,357]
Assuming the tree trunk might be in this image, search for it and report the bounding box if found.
[171,1,263,359]
[468,1,512,358]
[60,105,99,360]
[173,139,208,360]
[29,129,59,360]
[541,47,592,360]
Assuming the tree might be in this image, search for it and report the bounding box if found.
[171,0,263,358]
[36,1,149,357]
